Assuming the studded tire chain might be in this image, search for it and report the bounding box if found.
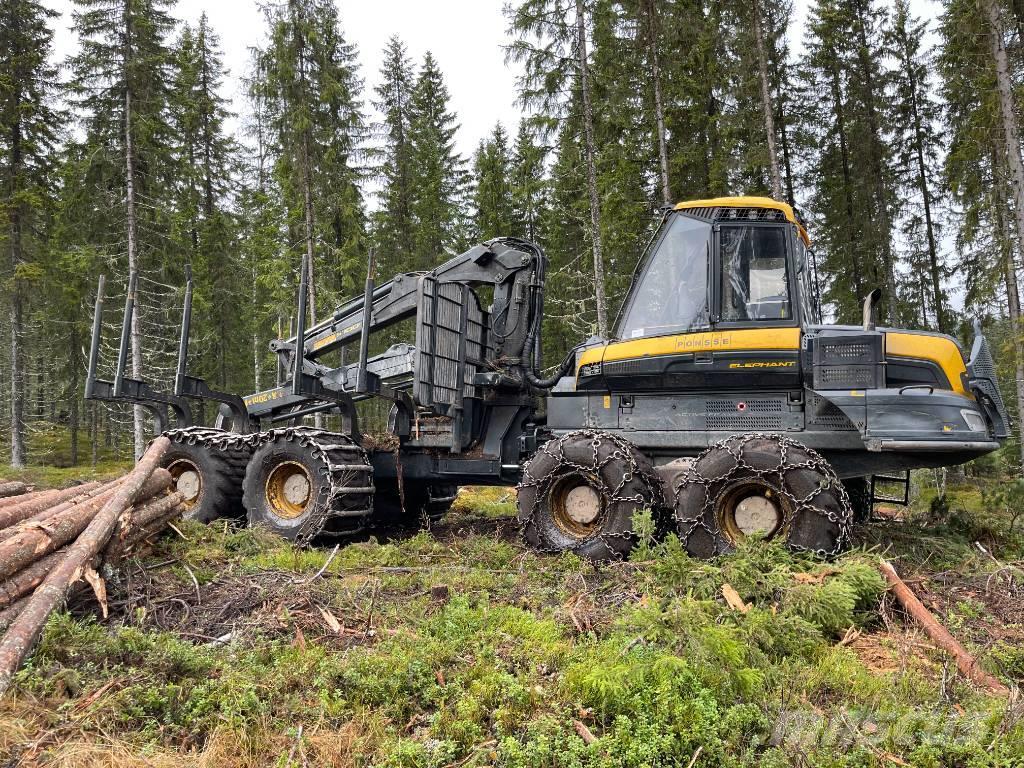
[672,432,853,559]
[162,426,374,546]
[516,429,665,562]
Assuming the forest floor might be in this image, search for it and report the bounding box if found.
[0,475,1022,767]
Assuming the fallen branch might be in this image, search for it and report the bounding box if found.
[879,560,1007,694]
[0,436,171,695]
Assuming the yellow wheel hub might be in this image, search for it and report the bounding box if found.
[718,482,787,543]
[265,461,313,520]
[168,459,202,509]
[551,475,604,538]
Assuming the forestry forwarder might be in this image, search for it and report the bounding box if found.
[85,196,1010,560]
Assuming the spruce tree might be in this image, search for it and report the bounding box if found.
[507,0,610,335]
[371,35,416,275]
[888,0,948,333]
[407,51,466,269]
[471,123,515,240]
[256,0,367,324]
[0,0,61,466]
[169,15,244,392]
[68,0,177,457]
[510,120,547,243]
[797,0,899,324]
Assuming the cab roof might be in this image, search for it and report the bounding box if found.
[674,196,810,245]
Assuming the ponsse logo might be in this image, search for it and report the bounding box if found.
[674,335,732,350]
[728,361,797,369]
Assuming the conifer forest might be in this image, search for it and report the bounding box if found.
[1,1,1024,766]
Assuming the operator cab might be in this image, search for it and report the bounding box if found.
[617,197,817,339]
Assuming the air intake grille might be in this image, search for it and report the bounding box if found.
[705,397,784,430]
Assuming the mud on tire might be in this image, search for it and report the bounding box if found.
[517,430,664,561]
[674,433,852,559]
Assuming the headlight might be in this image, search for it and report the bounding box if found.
[960,408,988,432]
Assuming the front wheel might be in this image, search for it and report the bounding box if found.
[673,434,852,559]
[517,430,664,561]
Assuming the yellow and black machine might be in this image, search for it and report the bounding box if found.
[86,196,1009,560]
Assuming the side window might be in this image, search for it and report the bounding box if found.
[719,225,791,322]
[794,233,819,324]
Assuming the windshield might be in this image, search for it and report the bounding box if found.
[719,225,791,321]
[618,214,711,339]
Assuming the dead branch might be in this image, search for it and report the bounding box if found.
[879,560,1008,694]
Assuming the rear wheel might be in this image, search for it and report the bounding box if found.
[517,430,663,561]
[242,429,373,542]
[163,432,248,524]
[674,434,852,558]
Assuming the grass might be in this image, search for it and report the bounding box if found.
[1,479,1022,767]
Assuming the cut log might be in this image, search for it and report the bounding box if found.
[0,487,60,512]
[103,493,184,565]
[0,436,170,695]
[0,483,29,501]
[0,549,64,610]
[0,481,112,542]
[0,596,28,634]
[0,472,168,560]
[0,481,30,499]
[0,489,118,581]
[879,560,1008,694]
[0,483,104,530]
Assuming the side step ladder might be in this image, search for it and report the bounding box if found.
[870,471,910,507]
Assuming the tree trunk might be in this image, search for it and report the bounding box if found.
[290,0,323,428]
[575,0,609,337]
[640,0,670,206]
[8,27,26,469]
[829,65,865,302]
[123,4,145,459]
[69,327,79,465]
[851,0,899,321]
[905,56,944,333]
[752,0,782,200]
[984,0,1024,472]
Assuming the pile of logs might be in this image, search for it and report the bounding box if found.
[0,437,176,695]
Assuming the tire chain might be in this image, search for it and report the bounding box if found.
[517,429,665,561]
[672,432,853,558]
[163,426,374,546]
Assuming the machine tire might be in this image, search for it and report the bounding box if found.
[163,441,246,524]
[674,433,852,559]
[517,430,663,561]
[843,477,873,524]
[242,432,373,541]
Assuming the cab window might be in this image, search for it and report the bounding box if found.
[618,214,712,339]
[719,225,791,322]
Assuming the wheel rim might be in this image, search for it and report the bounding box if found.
[716,480,789,543]
[265,461,313,520]
[550,474,604,538]
[168,459,202,509]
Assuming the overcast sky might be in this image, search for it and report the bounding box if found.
[42,0,943,162]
